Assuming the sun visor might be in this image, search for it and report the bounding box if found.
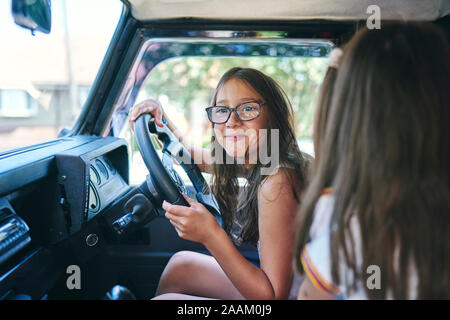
[128,0,450,22]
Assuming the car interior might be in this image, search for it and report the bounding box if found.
[0,0,449,300]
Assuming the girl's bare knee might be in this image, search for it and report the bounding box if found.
[156,251,198,295]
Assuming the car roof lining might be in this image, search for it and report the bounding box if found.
[126,0,450,22]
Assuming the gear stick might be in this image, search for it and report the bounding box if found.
[104,285,136,300]
[112,194,154,235]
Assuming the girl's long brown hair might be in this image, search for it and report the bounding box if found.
[295,22,450,299]
[209,67,309,245]
[313,65,339,160]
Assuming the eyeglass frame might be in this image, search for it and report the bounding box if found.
[205,100,264,124]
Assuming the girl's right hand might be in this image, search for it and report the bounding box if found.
[128,98,165,130]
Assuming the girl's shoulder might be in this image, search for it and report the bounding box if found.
[259,160,306,205]
[309,188,335,239]
[258,167,295,200]
[264,151,313,178]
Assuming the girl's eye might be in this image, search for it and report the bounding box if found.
[242,105,256,112]
[215,107,229,114]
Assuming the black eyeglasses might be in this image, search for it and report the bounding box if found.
[205,100,264,124]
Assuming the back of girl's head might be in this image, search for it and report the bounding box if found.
[296,22,450,299]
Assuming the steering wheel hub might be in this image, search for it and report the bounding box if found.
[165,166,187,194]
[133,113,221,217]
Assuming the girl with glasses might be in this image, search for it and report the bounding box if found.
[129,67,309,299]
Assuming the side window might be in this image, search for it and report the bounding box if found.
[0,0,122,153]
[0,89,38,117]
[118,57,327,185]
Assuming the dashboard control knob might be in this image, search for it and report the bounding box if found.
[86,233,99,247]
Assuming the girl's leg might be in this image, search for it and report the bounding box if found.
[152,293,215,300]
[153,250,244,300]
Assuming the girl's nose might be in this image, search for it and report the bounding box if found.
[226,110,241,127]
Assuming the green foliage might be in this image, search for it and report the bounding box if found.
[141,57,327,140]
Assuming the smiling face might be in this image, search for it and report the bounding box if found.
[213,78,270,161]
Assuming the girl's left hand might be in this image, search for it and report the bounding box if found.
[162,193,221,245]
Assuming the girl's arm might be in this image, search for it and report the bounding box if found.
[163,115,212,173]
[129,99,212,173]
[204,169,300,299]
[297,277,336,300]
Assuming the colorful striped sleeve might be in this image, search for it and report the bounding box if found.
[321,187,333,196]
[300,245,341,296]
[299,189,342,298]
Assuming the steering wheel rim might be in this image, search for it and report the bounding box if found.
[133,113,221,216]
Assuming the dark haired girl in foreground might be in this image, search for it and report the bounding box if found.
[295,22,450,299]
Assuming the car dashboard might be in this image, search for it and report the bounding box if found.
[54,138,130,236]
[88,156,128,220]
[0,135,155,299]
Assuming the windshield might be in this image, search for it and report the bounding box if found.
[0,0,123,152]
[114,55,328,185]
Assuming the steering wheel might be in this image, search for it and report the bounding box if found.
[133,113,221,217]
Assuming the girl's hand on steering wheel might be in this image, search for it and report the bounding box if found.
[162,193,221,245]
[129,99,165,130]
